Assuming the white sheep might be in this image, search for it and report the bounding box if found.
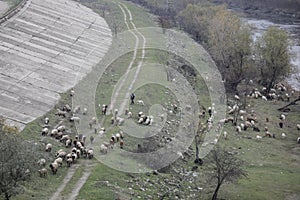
[236,126,242,133]
[127,111,133,118]
[256,135,262,140]
[65,139,72,148]
[41,127,49,136]
[38,168,48,177]
[281,133,286,139]
[234,95,240,100]
[73,105,81,114]
[82,108,88,115]
[45,143,52,152]
[50,128,58,137]
[87,149,94,159]
[100,144,108,154]
[239,110,247,115]
[44,117,49,124]
[67,157,73,167]
[262,96,268,101]
[70,116,80,123]
[223,131,228,139]
[138,117,144,124]
[280,114,286,121]
[49,162,58,174]
[54,157,63,167]
[297,137,300,144]
[116,117,125,125]
[297,124,300,130]
[137,100,145,105]
[37,158,46,167]
[57,125,65,132]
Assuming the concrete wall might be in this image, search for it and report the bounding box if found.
[0,0,112,130]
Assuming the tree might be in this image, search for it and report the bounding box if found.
[207,7,252,91]
[255,26,292,93]
[208,146,247,200]
[0,119,40,200]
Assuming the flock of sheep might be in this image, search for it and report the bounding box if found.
[213,82,300,144]
[35,81,300,178]
[37,89,158,177]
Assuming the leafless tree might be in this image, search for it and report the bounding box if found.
[208,146,248,200]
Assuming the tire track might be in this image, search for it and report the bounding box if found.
[52,2,147,200]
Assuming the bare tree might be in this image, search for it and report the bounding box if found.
[0,120,41,200]
[208,146,247,200]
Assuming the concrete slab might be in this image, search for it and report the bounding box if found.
[0,0,112,129]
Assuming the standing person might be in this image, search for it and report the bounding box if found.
[130,93,135,104]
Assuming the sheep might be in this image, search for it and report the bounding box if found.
[70,88,75,97]
[262,96,268,101]
[56,150,67,159]
[56,109,67,117]
[65,139,72,148]
[91,117,97,124]
[138,111,144,118]
[116,133,120,142]
[67,158,73,167]
[127,111,132,118]
[37,158,46,167]
[44,117,49,125]
[111,117,115,124]
[71,152,78,163]
[265,131,272,138]
[236,126,242,133]
[253,126,260,132]
[138,117,144,124]
[223,131,228,140]
[100,144,108,154]
[63,104,72,112]
[45,143,52,152]
[149,116,154,125]
[137,100,145,106]
[234,95,240,100]
[55,157,63,167]
[281,133,286,139]
[49,162,58,174]
[119,131,124,139]
[256,135,262,140]
[82,108,88,115]
[57,125,65,132]
[73,105,81,114]
[114,109,119,117]
[41,127,49,136]
[70,116,80,123]
[297,137,300,144]
[116,117,125,125]
[239,110,247,115]
[38,168,48,177]
[60,135,70,142]
[297,124,300,130]
[50,128,58,137]
[87,149,94,159]
[279,121,284,129]
[280,114,286,121]
[120,140,124,149]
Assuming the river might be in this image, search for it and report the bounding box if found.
[244,18,300,91]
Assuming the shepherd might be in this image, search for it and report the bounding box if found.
[130,93,135,104]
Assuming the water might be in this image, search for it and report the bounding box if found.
[244,18,300,90]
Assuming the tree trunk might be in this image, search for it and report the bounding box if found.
[5,192,10,200]
[212,183,222,200]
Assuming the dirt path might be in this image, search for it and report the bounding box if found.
[49,164,80,200]
[49,2,147,199]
